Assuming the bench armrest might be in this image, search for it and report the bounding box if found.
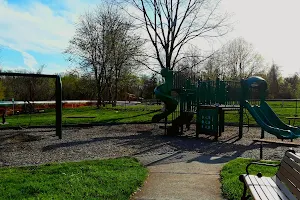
[246,162,280,175]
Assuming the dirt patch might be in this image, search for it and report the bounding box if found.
[0,132,42,145]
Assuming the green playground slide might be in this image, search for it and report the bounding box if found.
[244,101,300,139]
[260,101,300,134]
[152,84,178,122]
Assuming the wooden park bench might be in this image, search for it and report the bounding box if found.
[239,150,300,200]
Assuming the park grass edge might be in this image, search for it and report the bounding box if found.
[220,157,280,200]
[0,156,149,199]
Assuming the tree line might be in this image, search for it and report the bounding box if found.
[0,69,159,102]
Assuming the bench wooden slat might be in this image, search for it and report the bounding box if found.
[272,176,297,200]
[260,176,284,200]
[280,160,300,187]
[245,175,266,200]
[253,175,281,200]
[276,171,300,199]
[263,176,289,200]
[286,151,300,164]
[242,151,300,200]
[282,156,300,176]
[248,175,270,200]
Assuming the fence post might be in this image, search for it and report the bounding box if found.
[296,99,298,117]
[239,79,244,138]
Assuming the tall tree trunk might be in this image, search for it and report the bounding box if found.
[96,81,101,109]
[110,85,115,106]
[97,93,101,109]
[113,78,118,107]
[112,68,118,107]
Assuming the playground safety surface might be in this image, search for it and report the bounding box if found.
[1,124,300,199]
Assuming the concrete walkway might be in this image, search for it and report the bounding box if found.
[133,152,232,200]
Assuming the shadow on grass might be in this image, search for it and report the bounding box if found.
[0,110,160,129]
[93,110,159,124]
[63,110,159,125]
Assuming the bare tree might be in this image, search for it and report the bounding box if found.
[106,14,143,106]
[267,63,281,98]
[66,5,142,107]
[123,0,229,71]
[66,11,108,107]
[223,38,265,79]
[204,37,265,80]
[174,47,204,78]
[202,56,221,80]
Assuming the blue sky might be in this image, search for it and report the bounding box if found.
[0,0,300,76]
[0,0,94,74]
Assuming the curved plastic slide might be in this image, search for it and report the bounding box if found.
[260,101,300,135]
[152,84,178,122]
[244,101,300,139]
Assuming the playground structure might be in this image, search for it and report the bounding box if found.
[152,69,300,140]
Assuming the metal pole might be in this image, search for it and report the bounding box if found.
[56,76,62,139]
[239,79,244,138]
[239,105,243,138]
[260,142,263,160]
[261,129,264,139]
[12,98,15,115]
[296,99,298,117]
[164,116,167,135]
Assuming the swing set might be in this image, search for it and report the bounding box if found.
[0,72,62,139]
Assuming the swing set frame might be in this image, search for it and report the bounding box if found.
[0,72,62,139]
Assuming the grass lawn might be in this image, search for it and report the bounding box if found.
[221,158,280,200]
[2,104,162,128]
[2,100,300,128]
[0,157,148,200]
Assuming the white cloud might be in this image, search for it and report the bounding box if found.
[42,63,72,75]
[1,45,38,70]
[0,0,78,53]
[21,51,38,70]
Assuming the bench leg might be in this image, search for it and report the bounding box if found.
[239,175,251,200]
[261,129,264,139]
[260,142,263,160]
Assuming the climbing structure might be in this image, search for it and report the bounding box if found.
[153,69,242,140]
